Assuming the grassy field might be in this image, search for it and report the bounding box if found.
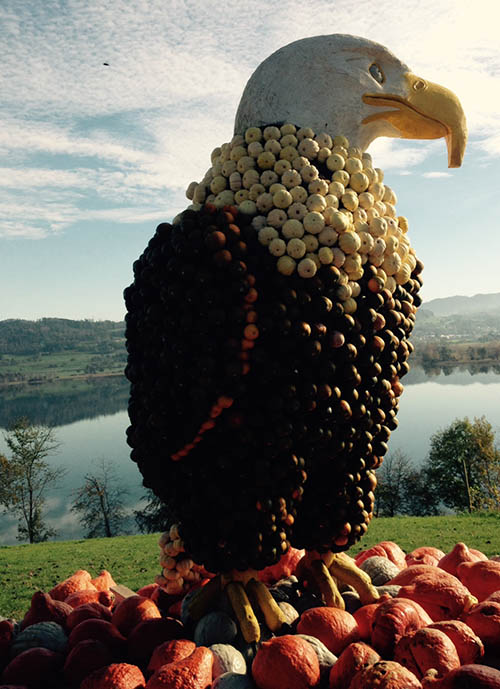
[1,514,499,620]
[0,351,125,383]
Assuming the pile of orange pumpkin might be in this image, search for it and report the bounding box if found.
[2,541,500,689]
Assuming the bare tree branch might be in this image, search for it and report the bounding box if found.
[71,458,130,538]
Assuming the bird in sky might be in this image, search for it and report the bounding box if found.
[124,34,466,641]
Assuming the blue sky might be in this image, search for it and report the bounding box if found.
[2,0,500,320]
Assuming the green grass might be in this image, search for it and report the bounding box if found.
[1,515,499,620]
[0,534,160,620]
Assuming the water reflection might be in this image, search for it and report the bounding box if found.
[2,362,499,432]
[0,376,129,429]
[419,362,500,378]
[0,366,499,544]
[404,364,500,386]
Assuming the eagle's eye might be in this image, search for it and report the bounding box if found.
[369,63,385,84]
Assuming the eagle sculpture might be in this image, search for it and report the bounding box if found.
[124,35,466,641]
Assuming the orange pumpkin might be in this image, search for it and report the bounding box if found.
[64,589,114,609]
[126,617,185,666]
[91,570,117,592]
[394,627,460,679]
[257,547,305,584]
[422,664,500,688]
[371,597,432,657]
[329,641,380,689]
[49,569,96,601]
[1,647,63,689]
[355,541,407,570]
[396,572,476,621]
[66,602,113,630]
[405,547,445,568]
[146,646,213,689]
[349,660,423,688]
[296,607,359,655]
[20,591,73,630]
[63,639,112,686]
[464,600,500,651]
[68,619,127,657]
[148,639,196,674]
[457,560,500,602]
[353,600,386,642]
[111,596,161,637]
[438,543,487,577]
[428,620,484,664]
[80,662,145,689]
[136,583,159,599]
[388,565,454,586]
[252,635,320,689]
[0,620,14,672]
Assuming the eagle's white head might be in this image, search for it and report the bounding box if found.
[235,34,466,168]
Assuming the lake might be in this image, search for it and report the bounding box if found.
[0,366,499,544]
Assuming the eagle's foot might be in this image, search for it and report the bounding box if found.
[187,569,287,644]
[296,552,344,608]
[298,551,380,607]
[224,570,288,643]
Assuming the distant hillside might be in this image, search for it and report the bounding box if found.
[423,293,500,318]
[414,295,500,342]
[0,318,124,356]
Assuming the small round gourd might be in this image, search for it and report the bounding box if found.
[212,672,255,689]
[210,643,247,679]
[296,634,338,675]
[359,556,401,586]
[194,611,238,646]
[10,620,68,657]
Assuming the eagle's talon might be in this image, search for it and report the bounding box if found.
[296,552,345,609]
[226,580,261,644]
[186,574,222,621]
[246,578,288,632]
[327,552,380,605]
[297,550,379,607]
[309,559,345,608]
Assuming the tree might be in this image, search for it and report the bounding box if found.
[424,416,500,513]
[0,417,65,543]
[402,469,441,516]
[375,450,412,517]
[71,458,130,538]
[135,489,171,534]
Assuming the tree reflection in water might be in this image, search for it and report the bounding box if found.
[0,376,129,429]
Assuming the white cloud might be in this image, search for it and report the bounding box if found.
[422,171,453,179]
[367,138,436,170]
[2,0,499,242]
[0,119,156,168]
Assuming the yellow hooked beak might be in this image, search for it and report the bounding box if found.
[362,72,467,168]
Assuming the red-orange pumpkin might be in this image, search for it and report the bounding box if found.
[457,560,500,601]
[349,660,423,688]
[296,607,359,655]
[371,598,432,657]
[252,635,320,689]
[49,569,96,601]
[355,542,407,570]
[438,543,487,577]
[80,662,145,689]
[428,620,484,664]
[394,627,460,679]
[328,641,380,689]
[146,646,213,689]
[112,596,161,637]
